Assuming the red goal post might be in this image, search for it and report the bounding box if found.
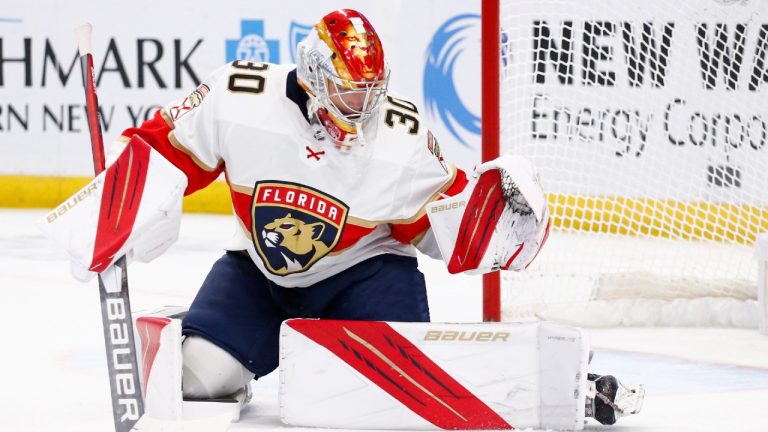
[482,0,502,322]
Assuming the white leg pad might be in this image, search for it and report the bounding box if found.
[134,307,250,424]
[280,320,590,430]
[135,310,184,420]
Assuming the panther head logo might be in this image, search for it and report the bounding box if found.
[251,181,348,276]
[261,213,331,273]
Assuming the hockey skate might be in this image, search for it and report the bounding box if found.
[585,373,645,425]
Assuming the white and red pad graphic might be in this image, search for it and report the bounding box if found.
[280,320,589,430]
[37,135,187,281]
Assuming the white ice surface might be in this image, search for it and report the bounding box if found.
[1,209,767,431]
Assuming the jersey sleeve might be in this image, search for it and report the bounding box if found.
[117,64,230,195]
[389,130,468,259]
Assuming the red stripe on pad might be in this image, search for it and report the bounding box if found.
[89,135,152,272]
[448,169,505,273]
[501,243,524,270]
[287,319,512,430]
[136,316,171,396]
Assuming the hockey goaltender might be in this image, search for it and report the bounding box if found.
[41,8,644,431]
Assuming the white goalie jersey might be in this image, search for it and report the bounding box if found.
[119,61,467,288]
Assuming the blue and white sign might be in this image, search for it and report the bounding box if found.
[423,14,482,149]
[288,21,314,63]
[226,19,280,63]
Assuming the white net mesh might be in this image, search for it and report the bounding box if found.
[497,0,768,326]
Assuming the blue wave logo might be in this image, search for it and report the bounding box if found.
[423,14,481,148]
[226,19,280,63]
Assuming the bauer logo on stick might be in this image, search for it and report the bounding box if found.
[251,181,348,275]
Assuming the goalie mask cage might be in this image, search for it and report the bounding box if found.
[482,0,768,326]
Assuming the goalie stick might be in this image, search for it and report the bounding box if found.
[74,25,232,432]
[75,23,144,432]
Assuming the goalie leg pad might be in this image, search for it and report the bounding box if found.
[135,311,184,420]
[135,307,252,423]
[280,320,590,430]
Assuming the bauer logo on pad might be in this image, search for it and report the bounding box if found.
[250,181,348,275]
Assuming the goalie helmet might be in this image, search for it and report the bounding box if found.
[296,9,390,150]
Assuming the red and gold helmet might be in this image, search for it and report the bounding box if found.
[297,9,390,149]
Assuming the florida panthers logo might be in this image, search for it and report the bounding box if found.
[251,181,348,276]
[261,213,331,271]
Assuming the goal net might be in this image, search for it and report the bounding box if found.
[486,0,768,327]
